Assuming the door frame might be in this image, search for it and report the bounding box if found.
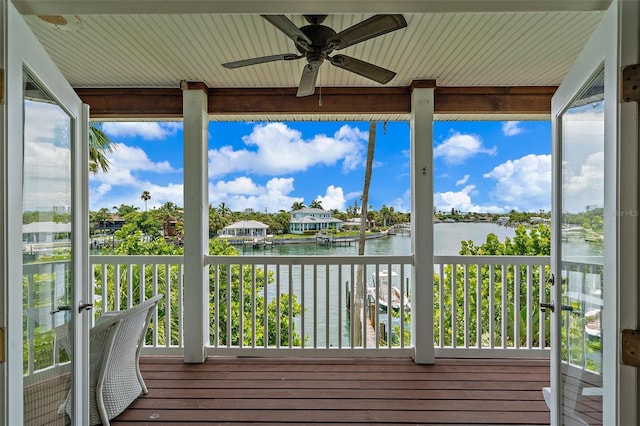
[551,0,639,425]
[3,1,90,424]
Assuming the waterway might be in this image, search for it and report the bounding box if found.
[240,222,520,257]
[236,222,601,348]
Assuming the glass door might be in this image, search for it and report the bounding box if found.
[556,68,605,426]
[21,70,77,425]
[550,1,638,424]
[5,2,89,425]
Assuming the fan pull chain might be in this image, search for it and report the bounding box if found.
[319,85,322,106]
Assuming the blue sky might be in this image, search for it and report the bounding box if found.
[89,120,551,214]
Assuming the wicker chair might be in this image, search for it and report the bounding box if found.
[60,294,164,425]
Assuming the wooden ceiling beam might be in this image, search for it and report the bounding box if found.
[76,85,557,119]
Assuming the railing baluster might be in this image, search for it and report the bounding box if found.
[301,264,306,349]
[350,265,355,349]
[239,262,244,347]
[386,263,392,349]
[476,263,482,348]
[399,265,405,349]
[313,264,318,349]
[501,264,507,348]
[178,263,183,347]
[153,264,159,347]
[140,263,146,304]
[165,263,171,348]
[489,264,495,348]
[438,263,444,348]
[101,263,108,313]
[539,264,545,349]
[463,264,469,348]
[289,264,293,348]
[126,264,133,308]
[514,264,520,350]
[452,263,457,348]
[263,262,268,349]
[276,264,281,348]
[526,264,533,349]
[114,264,121,311]
[325,264,330,348]
[252,264,256,348]
[226,263,232,347]
[338,265,343,349]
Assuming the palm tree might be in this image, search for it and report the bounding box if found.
[309,199,323,209]
[141,191,151,211]
[354,121,377,346]
[90,207,111,236]
[291,201,305,211]
[89,122,115,174]
[113,204,139,217]
[218,202,232,218]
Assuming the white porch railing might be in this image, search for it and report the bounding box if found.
[203,255,413,357]
[433,255,551,358]
[23,254,608,384]
[85,254,556,358]
[22,254,559,371]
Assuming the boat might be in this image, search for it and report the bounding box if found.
[367,270,411,312]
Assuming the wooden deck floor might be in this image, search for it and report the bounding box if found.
[112,356,550,425]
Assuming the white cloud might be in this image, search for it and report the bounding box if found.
[209,177,303,213]
[483,154,551,211]
[434,185,506,213]
[434,132,496,164]
[102,122,181,140]
[563,152,604,213]
[23,101,72,210]
[502,121,523,136]
[389,189,411,213]
[91,143,179,187]
[208,122,366,177]
[316,185,347,211]
[455,174,470,186]
[436,185,476,212]
[89,142,182,210]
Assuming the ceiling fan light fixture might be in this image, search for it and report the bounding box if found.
[222,14,407,97]
[38,15,83,32]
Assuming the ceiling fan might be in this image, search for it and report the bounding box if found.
[222,14,407,97]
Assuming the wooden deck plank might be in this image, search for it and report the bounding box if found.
[111,356,551,425]
[127,398,550,411]
[142,388,548,400]
[143,379,548,390]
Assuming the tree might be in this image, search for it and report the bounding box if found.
[90,207,111,236]
[113,204,139,217]
[291,201,305,211]
[141,191,151,211]
[353,121,377,346]
[94,233,303,347]
[89,123,115,174]
[218,202,232,218]
[309,199,323,209]
[434,224,552,349]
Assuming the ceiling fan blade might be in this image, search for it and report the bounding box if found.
[329,55,396,84]
[297,64,319,97]
[222,53,301,69]
[261,15,313,51]
[330,14,407,50]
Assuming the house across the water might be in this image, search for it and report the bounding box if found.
[220,220,269,238]
[289,208,343,234]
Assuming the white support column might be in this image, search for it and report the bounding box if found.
[410,84,435,364]
[182,83,209,363]
[617,1,639,424]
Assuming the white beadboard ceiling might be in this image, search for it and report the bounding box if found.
[17,1,607,120]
